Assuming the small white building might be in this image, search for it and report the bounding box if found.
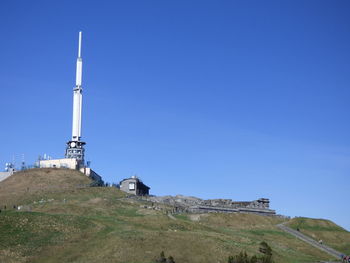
[38,158,79,169]
[80,167,102,183]
[0,171,13,182]
[0,163,15,182]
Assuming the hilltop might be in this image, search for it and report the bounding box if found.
[0,168,92,205]
[0,168,349,263]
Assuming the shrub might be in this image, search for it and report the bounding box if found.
[227,248,273,263]
[155,251,166,263]
[155,251,175,263]
[259,241,272,256]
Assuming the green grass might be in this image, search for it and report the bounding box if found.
[0,169,348,263]
[172,214,190,221]
[0,211,95,263]
[287,217,350,255]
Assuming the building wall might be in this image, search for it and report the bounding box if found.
[120,178,150,196]
[0,171,13,182]
[136,182,150,196]
[79,167,103,185]
[120,178,137,195]
[38,158,78,169]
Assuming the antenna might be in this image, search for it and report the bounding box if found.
[21,153,25,170]
[65,31,86,165]
[78,31,82,58]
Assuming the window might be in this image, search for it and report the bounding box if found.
[129,182,135,190]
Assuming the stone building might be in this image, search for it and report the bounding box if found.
[146,195,276,215]
[119,176,150,196]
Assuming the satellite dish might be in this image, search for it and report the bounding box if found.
[70,142,76,147]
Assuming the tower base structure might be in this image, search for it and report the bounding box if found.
[65,140,85,167]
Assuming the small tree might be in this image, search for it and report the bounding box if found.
[155,251,166,263]
[250,255,258,263]
[259,242,272,256]
[259,242,273,263]
[229,251,250,263]
[227,249,273,263]
[167,256,175,263]
[260,255,273,263]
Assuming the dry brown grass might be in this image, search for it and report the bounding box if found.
[0,168,92,206]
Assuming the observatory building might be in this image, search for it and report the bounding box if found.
[119,176,150,196]
[38,32,102,184]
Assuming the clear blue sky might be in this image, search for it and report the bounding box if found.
[0,1,349,230]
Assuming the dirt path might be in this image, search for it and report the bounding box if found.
[277,222,342,260]
[167,213,177,220]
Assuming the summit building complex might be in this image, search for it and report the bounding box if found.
[37,32,102,184]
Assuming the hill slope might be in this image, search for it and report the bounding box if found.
[287,217,350,255]
[0,169,348,263]
[0,168,92,206]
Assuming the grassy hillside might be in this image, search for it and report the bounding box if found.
[0,168,92,205]
[287,217,350,255]
[0,169,348,263]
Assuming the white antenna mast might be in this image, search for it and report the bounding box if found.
[78,31,82,58]
[73,31,83,140]
[65,31,86,166]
